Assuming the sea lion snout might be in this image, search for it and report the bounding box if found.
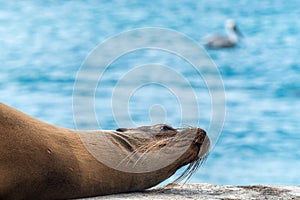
[193,128,209,146]
[193,128,210,158]
[176,127,210,161]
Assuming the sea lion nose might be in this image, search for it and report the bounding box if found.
[193,128,207,146]
[195,128,210,157]
[197,128,206,135]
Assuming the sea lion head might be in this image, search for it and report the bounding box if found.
[107,124,209,179]
[79,123,210,182]
[116,124,209,162]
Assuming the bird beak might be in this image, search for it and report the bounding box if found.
[235,26,244,38]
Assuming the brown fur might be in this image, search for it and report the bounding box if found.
[0,103,209,199]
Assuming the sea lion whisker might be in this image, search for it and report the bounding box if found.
[185,154,209,183]
[133,133,190,168]
[187,156,208,180]
[173,162,197,184]
[173,154,208,184]
[116,150,138,167]
[186,155,208,182]
[184,160,201,184]
[117,143,151,167]
[132,143,160,168]
[118,138,163,167]
[133,138,172,167]
[175,162,196,183]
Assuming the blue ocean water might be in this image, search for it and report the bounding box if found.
[1,1,299,185]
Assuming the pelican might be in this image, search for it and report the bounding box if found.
[202,19,243,48]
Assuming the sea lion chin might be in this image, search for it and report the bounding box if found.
[0,103,210,200]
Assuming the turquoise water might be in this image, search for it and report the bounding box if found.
[1,1,299,185]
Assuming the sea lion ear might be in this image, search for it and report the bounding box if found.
[116,128,128,132]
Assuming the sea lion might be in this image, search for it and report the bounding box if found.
[0,103,210,200]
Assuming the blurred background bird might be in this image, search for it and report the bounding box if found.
[202,19,243,48]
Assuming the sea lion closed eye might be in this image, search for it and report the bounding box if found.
[0,103,210,199]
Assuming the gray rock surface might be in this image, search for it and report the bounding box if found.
[82,183,300,200]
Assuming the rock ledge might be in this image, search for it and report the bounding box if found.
[83,183,300,200]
